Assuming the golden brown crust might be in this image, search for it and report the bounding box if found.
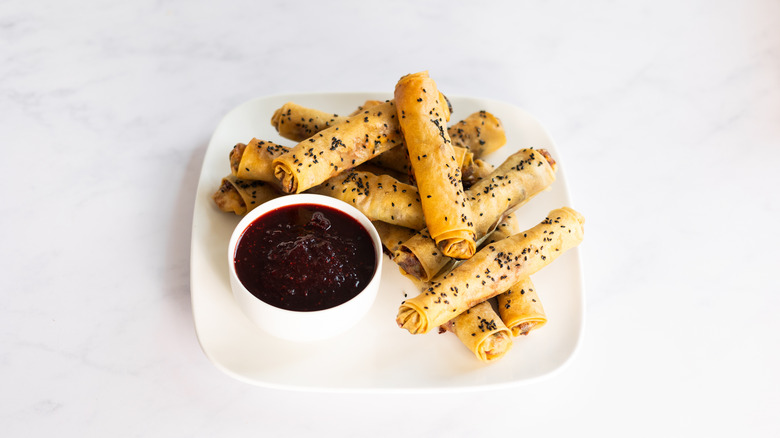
[447,110,507,158]
[273,101,404,193]
[372,221,417,256]
[495,277,547,337]
[229,142,247,175]
[211,174,283,215]
[396,207,584,334]
[367,143,412,174]
[272,96,450,144]
[483,217,546,336]
[369,144,474,185]
[271,102,346,142]
[441,300,513,362]
[394,71,475,259]
[212,178,247,215]
[309,170,424,230]
[393,148,557,282]
[230,138,289,183]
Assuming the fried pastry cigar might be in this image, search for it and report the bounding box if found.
[271,97,446,142]
[392,238,512,361]
[271,102,346,142]
[400,217,516,362]
[396,207,584,334]
[448,110,507,158]
[496,278,546,336]
[309,170,424,230]
[440,300,513,362]
[394,71,475,259]
[273,101,406,193]
[229,139,289,182]
[483,217,548,336]
[394,148,556,282]
[397,254,514,362]
[372,221,418,256]
[212,174,283,215]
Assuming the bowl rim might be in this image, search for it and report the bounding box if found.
[227,193,383,315]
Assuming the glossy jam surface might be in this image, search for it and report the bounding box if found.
[234,203,376,311]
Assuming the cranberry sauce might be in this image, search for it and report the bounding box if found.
[234,203,376,312]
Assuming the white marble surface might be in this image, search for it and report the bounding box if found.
[2,0,779,436]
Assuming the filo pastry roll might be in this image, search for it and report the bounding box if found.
[372,221,418,256]
[272,100,407,194]
[271,102,346,142]
[230,139,289,182]
[271,97,449,142]
[394,148,557,282]
[310,170,424,230]
[391,258,512,362]
[270,99,460,177]
[212,174,282,215]
[395,71,475,259]
[484,216,547,336]
[448,110,507,158]
[440,300,513,362]
[496,278,546,336]
[396,207,584,334]
[271,100,387,142]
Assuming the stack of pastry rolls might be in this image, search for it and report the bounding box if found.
[210,71,583,363]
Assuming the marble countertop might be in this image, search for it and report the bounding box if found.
[2,0,778,436]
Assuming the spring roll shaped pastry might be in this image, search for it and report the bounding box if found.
[396,207,584,334]
[272,100,385,142]
[448,110,507,158]
[393,263,513,362]
[273,96,449,143]
[483,216,548,336]
[372,221,418,256]
[269,99,477,179]
[271,98,455,177]
[440,300,513,362]
[271,102,347,142]
[393,248,512,361]
[394,71,475,259]
[230,139,289,182]
[309,170,424,230]
[212,174,283,215]
[394,148,557,282]
[273,101,405,194]
[496,278,546,336]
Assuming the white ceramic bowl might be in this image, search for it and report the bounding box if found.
[227,193,383,342]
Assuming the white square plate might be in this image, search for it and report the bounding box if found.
[190,92,584,392]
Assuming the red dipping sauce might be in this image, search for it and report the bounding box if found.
[233,203,377,312]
